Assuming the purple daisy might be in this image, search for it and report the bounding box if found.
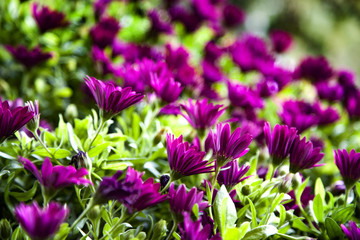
[90,17,120,49]
[91,46,116,75]
[334,149,360,189]
[222,4,245,28]
[315,81,344,102]
[169,183,208,220]
[168,6,201,33]
[289,136,324,173]
[269,30,293,53]
[204,41,223,63]
[167,134,213,180]
[228,82,264,109]
[205,123,252,167]
[19,157,92,191]
[84,76,144,119]
[15,201,69,240]
[217,160,251,189]
[293,56,333,83]
[150,73,183,103]
[264,122,298,167]
[341,221,360,240]
[0,100,34,143]
[179,212,220,240]
[148,9,173,35]
[180,99,226,131]
[32,3,69,33]
[5,45,52,69]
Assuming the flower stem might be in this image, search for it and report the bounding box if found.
[344,188,350,207]
[209,165,220,220]
[296,198,320,235]
[269,164,276,182]
[165,219,178,240]
[87,117,105,152]
[69,199,95,233]
[33,131,54,158]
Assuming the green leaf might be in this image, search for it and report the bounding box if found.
[246,197,257,228]
[292,218,312,233]
[9,181,38,202]
[172,232,181,240]
[242,225,278,240]
[54,223,70,240]
[313,194,324,223]
[275,233,309,240]
[32,148,71,158]
[192,203,199,219]
[224,227,241,240]
[214,185,237,236]
[54,87,73,98]
[132,113,141,140]
[355,182,360,198]
[238,222,250,239]
[295,178,309,205]
[88,142,110,157]
[325,217,344,239]
[332,205,355,223]
[67,122,83,152]
[315,178,325,201]
[101,162,129,170]
[278,205,286,228]
[0,151,15,159]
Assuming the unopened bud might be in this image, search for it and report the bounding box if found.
[241,185,251,196]
[153,128,165,145]
[65,104,78,120]
[87,205,100,222]
[160,174,170,190]
[278,173,293,193]
[0,219,12,240]
[151,220,167,240]
[291,173,302,190]
[70,151,86,169]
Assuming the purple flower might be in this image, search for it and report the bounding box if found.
[25,100,40,132]
[0,100,34,143]
[15,201,69,240]
[180,99,226,130]
[228,82,264,109]
[293,56,333,83]
[330,180,346,196]
[150,73,183,103]
[205,123,252,167]
[338,70,356,91]
[112,41,163,63]
[230,34,274,73]
[269,30,293,53]
[166,44,190,70]
[261,65,293,90]
[91,46,116,75]
[19,157,92,190]
[264,122,298,166]
[202,61,223,84]
[256,79,279,98]
[313,103,339,126]
[94,168,143,205]
[158,103,182,116]
[179,212,216,240]
[344,90,360,119]
[148,10,173,35]
[90,17,120,49]
[217,160,250,189]
[222,4,245,28]
[169,183,208,220]
[167,134,213,180]
[280,100,319,133]
[94,0,112,18]
[32,3,69,33]
[191,0,218,21]
[257,166,278,180]
[315,81,343,102]
[127,178,168,213]
[5,45,52,68]
[284,186,313,216]
[341,221,360,240]
[199,84,221,101]
[334,149,360,189]
[204,41,223,63]
[168,6,201,33]
[85,76,144,119]
[289,136,324,173]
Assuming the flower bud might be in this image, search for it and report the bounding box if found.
[150,220,167,240]
[291,173,303,190]
[153,128,165,145]
[160,174,170,190]
[0,219,12,240]
[278,173,293,193]
[25,100,40,133]
[241,185,251,196]
[65,104,78,121]
[87,205,100,222]
[70,151,87,169]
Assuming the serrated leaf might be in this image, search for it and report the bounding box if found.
[9,181,38,201]
[214,185,237,236]
[242,225,278,240]
[325,217,344,239]
[313,194,324,223]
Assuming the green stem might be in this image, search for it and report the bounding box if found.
[269,164,276,182]
[160,176,172,194]
[87,118,105,152]
[264,191,278,224]
[165,220,178,240]
[69,199,95,233]
[296,199,320,235]
[344,188,350,207]
[33,131,54,158]
[209,165,220,220]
